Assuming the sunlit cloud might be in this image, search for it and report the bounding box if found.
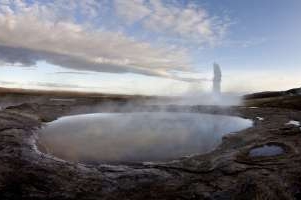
[0,0,230,82]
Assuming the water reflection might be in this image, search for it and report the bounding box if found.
[39,112,253,164]
[249,145,284,157]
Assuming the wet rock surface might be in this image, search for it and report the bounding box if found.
[1,102,301,199]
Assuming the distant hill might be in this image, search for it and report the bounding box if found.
[0,87,154,100]
[244,87,301,110]
[244,87,301,100]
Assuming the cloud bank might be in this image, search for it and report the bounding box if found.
[0,0,230,81]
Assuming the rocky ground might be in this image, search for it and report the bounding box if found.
[1,95,301,199]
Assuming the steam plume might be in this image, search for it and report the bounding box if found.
[213,63,222,95]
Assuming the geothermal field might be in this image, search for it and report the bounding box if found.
[1,0,301,199]
[1,87,301,199]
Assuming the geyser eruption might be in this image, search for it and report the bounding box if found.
[175,62,239,106]
[213,63,222,95]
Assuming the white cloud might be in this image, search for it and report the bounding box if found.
[114,0,151,24]
[0,0,231,83]
[0,0,197,81]
[114,0,230,45]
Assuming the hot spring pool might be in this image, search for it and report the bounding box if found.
[38,112,253,164]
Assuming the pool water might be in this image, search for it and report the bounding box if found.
[249,145,284,157]
[38,112,253,164]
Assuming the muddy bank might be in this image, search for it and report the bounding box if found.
[1,102,301,199]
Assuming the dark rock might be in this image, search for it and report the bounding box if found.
[1,103,301,199]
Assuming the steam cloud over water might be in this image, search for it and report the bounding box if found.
[39,112,253,164]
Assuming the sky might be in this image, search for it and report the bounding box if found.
[0,0,301,95]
